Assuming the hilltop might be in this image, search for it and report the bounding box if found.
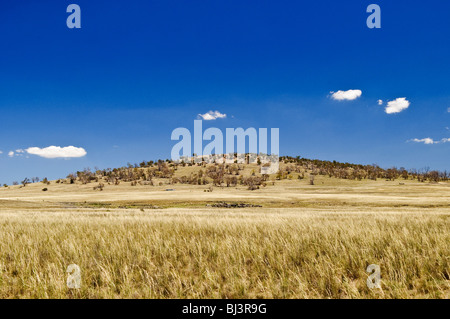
[7,155,450,188]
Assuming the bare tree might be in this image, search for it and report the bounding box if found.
[21,178,30,187]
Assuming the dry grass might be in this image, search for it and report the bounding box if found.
[0,208,448,299]
[0,177,449,298]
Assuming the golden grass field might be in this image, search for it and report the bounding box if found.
[0,172,448,298]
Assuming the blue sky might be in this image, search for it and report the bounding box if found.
[1,0,450,184]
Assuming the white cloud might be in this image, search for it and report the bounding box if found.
[377,99,383,105]
[330,89,362,101]
[0,150,2,154]
[409,137,450,144]
[16,149,24,153]
[26,146,87,158]
[198,110,227,120]
[8,151,14,157]
[385,97,410,114]
[447,107,450,113]
[410,138,436,144]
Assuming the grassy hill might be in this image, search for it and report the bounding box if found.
[2,155,449,210]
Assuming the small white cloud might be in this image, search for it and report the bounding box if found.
[8,151,14,157]
[0,150,3,154]
[16,149,24,153]
[385,97,410,114]
[330,89,362,101]
[377,99,383,105]
[409,137,450,144]
[26,146,87,159]
[410,138,436,144]
[198,110,227,120]
[447,107,450,113]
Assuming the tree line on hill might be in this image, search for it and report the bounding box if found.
[4,155,448,190]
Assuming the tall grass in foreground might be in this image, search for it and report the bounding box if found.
[0,209,448,298]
